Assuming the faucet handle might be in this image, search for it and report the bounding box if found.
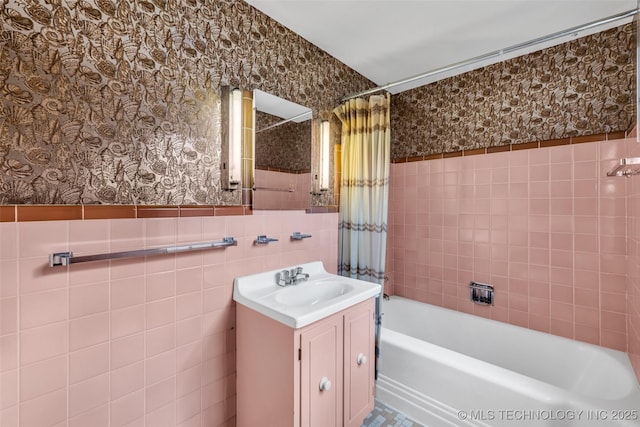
[276,270,290,286]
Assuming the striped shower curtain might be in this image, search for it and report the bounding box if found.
[333,94,390,285]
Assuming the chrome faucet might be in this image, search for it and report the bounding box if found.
[276,266,309,286]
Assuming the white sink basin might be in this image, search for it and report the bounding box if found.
[275,281,354,307]
[233,261,381,328]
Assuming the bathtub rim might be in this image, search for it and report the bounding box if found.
[379,296,640,404]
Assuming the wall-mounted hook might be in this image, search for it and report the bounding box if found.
[255,235,279,245]
[291,232,312,240]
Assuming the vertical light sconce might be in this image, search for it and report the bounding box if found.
[319,120,330,191]
[221,87,242,191]
[242,90,254,206]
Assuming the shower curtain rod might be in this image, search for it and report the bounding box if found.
[340,8,638,102]
[255,110,313,133]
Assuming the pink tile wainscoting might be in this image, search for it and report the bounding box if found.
[253,170,312,210]
[626,135,640,380]
[0,212,338,427]
[388,137,638,379]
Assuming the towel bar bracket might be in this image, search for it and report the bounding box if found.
[50,252,73,267]
[607,157,640,177]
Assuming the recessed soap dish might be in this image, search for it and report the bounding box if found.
[470,281,494,305]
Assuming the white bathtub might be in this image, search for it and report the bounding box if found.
[376,296,640,427]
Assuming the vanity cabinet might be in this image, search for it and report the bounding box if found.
[300,311,343,427]
[343,302,376,427]
[236,298,375,427]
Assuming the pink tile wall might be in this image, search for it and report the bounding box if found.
[626,133,640,380]
[253,170,311,210]
[0,212,338,427]
[388,138,630,354]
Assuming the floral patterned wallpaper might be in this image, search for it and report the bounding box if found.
[255,111,311,173]
[391,24,636,159]
[0,0,372,204]
[2,0,635,202]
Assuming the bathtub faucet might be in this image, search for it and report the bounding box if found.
[276,266,309,286]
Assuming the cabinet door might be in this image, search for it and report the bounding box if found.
[343,300,375,427]
[300,314,343,427]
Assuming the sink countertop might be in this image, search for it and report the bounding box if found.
[233,261,381,328]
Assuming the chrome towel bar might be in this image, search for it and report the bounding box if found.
[253,186,294,193]
[49,237,238,267]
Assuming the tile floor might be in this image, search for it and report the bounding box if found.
[361,400,423,427]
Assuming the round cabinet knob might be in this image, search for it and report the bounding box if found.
[357,353,367,366]
[319,376,332,392]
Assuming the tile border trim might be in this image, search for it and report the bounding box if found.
[0,204,335,223]
[306,205,339,214]
[0,205,252,223]
[392,130,629,164]
[255,166,311,174]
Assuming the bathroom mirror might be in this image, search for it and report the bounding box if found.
[252,89,313,210]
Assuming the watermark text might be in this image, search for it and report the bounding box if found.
[456,409,638,423]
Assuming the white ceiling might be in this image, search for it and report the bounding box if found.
[245,0,636,94]
[254,89,312,122]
